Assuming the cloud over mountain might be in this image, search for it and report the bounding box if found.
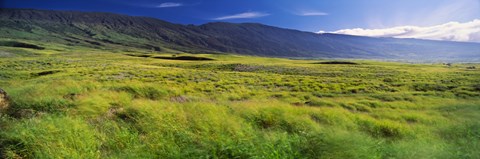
[327,19,480,43]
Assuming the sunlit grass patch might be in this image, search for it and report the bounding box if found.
[0,116,100,158]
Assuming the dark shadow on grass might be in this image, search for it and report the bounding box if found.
[152,56,215,61]
[125,54,153,58]
[32,70,61,77]
[313,61,359,65]
[0,41,45,50]
[125,53,215,61]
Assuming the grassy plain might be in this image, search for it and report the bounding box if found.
[0,44,479,158]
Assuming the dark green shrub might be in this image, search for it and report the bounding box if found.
[413,83,449,92]
[340,103,372,112]
[305,99,336,107]
[113,85,168,100]
[358,101,382,108]
[312,92,336,98]
[357,119,410,139]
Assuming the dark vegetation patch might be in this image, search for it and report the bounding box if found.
[340,103,373,112]
[112,86,168,100]
[63,38,80,44]
[152,56,214,61]
[413,83,455,92]
[0,138,28,158]
[453,89,480,98]
[145,45,162,51]
[0,41,44,50]
[370,94,416,102]
[312,92,336,98]
[187,63,317,75]
[124,54,214,61]
[31,70,61,77]
[8,98,74,116]
[125,54,153,58]
[83,40,102,46]
[244,108,310,133]
[358,119,409,139]
[314,61,359,65]
[110,107,140,123]
[305,99,337,107]
[474,84,480,92]
[100,39,122,45]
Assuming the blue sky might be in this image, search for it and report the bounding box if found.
[2,0,480,41]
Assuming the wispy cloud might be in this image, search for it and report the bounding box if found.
[213,12,270,20]
[296,11,328,16]
[323,19,480,43]
[156,2,183,8]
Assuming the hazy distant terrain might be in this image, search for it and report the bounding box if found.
[1,8,480,61]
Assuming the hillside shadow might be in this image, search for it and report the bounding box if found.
[313,61,359,65]
[0,41,45,50]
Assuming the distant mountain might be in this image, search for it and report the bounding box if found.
[1,8,480,61]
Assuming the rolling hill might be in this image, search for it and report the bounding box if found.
[1,8,480,61]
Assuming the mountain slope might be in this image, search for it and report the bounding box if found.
[1,8,480,60]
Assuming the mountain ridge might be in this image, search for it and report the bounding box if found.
[1,8,480,60]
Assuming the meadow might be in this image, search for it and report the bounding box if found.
[0,45,479,158]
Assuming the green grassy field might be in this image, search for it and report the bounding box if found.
[0,45,479,158]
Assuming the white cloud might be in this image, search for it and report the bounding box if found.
[156,2,183,8]
[213,12,270,20]
[296,11,328,16]
[326,19,480,43]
